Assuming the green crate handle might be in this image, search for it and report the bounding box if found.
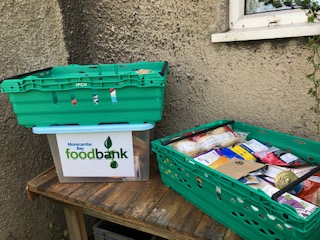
[160,61,168,76]
[161,120,235,145]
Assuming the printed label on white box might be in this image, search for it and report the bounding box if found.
[56,131,134,177]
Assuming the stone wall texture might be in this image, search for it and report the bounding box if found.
[0,0,318,239]
[0,1,68,239]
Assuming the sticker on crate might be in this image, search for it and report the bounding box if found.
[56,131,135,177]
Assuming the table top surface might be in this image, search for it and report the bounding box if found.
[26,154,242,240]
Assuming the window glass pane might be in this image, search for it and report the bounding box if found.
[245,0,319,15]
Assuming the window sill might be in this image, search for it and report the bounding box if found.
[211,22,320,42]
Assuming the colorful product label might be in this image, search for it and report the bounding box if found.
[230,145,257,161]
[262,185,317,218]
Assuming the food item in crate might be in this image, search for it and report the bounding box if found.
[170,139,201,157]
[262,185,318,218]
[274,171,302,195]
[263,164,317,179]
[219,138,267,161]
[274,171,298,188]
[196,127,240,150]
[196,134,239,149]
[207,126,229,135]
[240,139,269,154]
[254,146,307,166]
[298,172,320,206]
[248,176,273,189]
[239,175,261,185]
[229,145,257,161]
[193,148,222,165]
[170,125,245,156]
[277,194,317,218]
[193,148,232,169]
[209,156,230,169]
[312,189,320,206]
[220,147,244,160]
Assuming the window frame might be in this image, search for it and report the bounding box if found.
[211,0,320,42]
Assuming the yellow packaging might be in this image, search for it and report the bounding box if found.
[230,145,256,161]
[208,156,230,169]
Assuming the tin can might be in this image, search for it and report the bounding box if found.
[274,171,302,195]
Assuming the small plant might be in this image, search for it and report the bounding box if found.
[296,0,320,135]
[306,35,320,134]
[296,0,320,22]
[49,222,69,240]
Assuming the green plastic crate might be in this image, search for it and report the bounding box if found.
[0,61,168,127]
[151,120,320,240]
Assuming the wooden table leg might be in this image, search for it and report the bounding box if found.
[64,206,88,240]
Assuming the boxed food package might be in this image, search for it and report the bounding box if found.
[33,123,154,182]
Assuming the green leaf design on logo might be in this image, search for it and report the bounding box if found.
[110,160,118,169]
[104,137,112,149]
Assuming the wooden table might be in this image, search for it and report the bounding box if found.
[26,154,242,240]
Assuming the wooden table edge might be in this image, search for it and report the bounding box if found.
[25,166,241,240]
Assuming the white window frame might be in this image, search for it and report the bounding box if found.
[211,0,320,42]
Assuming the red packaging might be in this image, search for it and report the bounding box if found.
[298,172,320,206]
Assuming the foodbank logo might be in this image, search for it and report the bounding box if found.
[65,136,128,169]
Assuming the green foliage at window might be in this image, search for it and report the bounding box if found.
[297,1,320,134]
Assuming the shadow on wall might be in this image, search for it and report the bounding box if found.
[58,0,92,64]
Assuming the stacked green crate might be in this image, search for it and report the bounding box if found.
[0,61,168,127]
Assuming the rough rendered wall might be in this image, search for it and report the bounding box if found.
[0,1,68,239]
[61,0,317,141]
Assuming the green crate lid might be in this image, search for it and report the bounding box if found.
[0,61,169,93]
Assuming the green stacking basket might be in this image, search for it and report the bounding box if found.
[0,61,168,127]
[151,120,320,240]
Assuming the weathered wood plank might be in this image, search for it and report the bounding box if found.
[168,200,204,236]
[87,181,137,211]
[223,229,243,240]
[27,167,57,190]
[144,189,185,226]
[193,213,227,240]
[84,183,117,206]
[26,167,60,202]
[121,174,169,220]
[37,176,83,199]
[67,182,106,205]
